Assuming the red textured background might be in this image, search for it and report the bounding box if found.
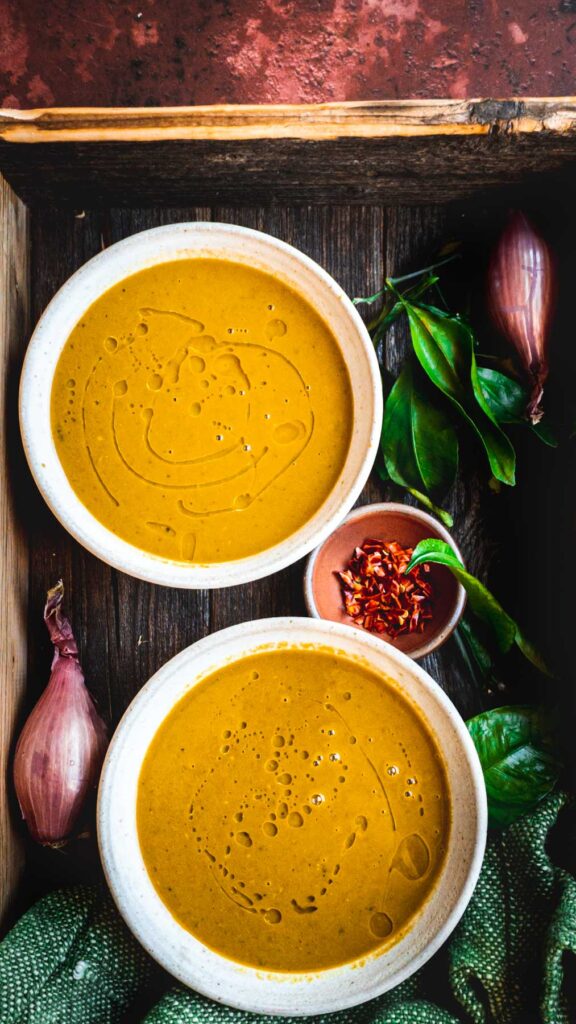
[1,0,575,108]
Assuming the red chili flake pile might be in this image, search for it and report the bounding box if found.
[336,538,434,638]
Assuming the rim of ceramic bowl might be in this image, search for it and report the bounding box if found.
[19,222,382,589]
[303,503,467,660]
[97,616,487,1017]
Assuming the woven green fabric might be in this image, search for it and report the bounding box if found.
[0,885,152,1024]
[1,793,574,1024]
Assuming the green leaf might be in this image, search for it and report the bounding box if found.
[376,459,391,484]
[514,631,553,677]
[371,301,403,341]
[532,419,558,448]
[369,277,441,344]
[476,367,527,423]
[454,617,508,695]
[477,367,558,448]
[411,387,458,497]
[403,304,516,486]
[406,538,551,674]
[381,364,456,525]
[404,489,454,529]
[353,288,386,307]
[406,538,515,651]
[354,271,440,319]
[456,616,496,680]
[466,706,561,826]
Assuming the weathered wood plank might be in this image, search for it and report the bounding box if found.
[2,132,576,208]
[0,175,29,929]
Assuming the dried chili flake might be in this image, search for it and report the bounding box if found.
[335,538,433,639]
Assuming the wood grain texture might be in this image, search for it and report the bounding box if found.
[1,100,576,142]
[0,139,575,211]
[0,174,28,929]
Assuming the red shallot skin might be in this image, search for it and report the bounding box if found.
[487,211,555,424]
[13,582,108,846]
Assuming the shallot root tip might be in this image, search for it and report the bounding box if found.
[44,579,79,660]
[44,579,64,618]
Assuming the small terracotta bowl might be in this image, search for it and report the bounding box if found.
[304,502,466,660]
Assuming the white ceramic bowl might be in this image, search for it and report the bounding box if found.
[19,223,381,589]
[98,617,487,1017]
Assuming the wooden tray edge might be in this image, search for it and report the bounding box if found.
[0,174,29,929]
[1,99,576,143]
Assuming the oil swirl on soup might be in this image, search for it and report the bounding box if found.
[137,648,451,972]
[51,259,353,563]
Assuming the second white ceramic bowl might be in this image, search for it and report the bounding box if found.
[98,617,486,1017]
[19,223,382,588]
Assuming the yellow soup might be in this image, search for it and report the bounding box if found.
[137,648,451,972]
[51,259,353,563]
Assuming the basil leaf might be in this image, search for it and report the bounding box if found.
[406,538,551,674]
[466,706,561,826]
[404,304,516,486]
[381,364,456,527]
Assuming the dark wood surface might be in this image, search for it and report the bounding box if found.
[2,116,576,207]
[10,193,574,910]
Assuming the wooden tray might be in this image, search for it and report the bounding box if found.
[1,100,575,932]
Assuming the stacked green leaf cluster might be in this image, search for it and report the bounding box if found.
[358,272,555,526]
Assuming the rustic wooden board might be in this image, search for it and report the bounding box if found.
[13,200,500,909]
[0,175,29,928]
[10,191,575,925]
[1,100,576,207]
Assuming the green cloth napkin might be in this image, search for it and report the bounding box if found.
[1,792,574,1024]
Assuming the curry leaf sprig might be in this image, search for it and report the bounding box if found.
[406,538,551,676]
[356,264,556,523]
[405,539,561,825]
[401,301,516,487]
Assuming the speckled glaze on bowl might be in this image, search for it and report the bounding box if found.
[304,503,467,660]
[19,222,382,589]
[98,617,486,1017]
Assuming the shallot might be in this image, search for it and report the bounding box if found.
[13,581,108,846]
[487,210,555,424]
